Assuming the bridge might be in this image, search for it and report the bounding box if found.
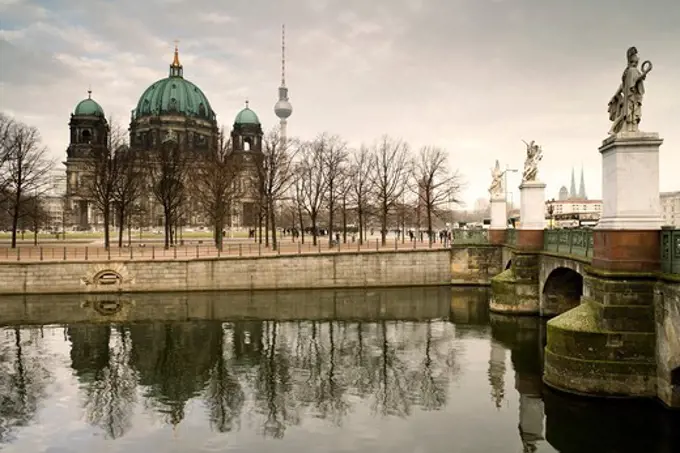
[450,98,680,413]
[449,221,680,412]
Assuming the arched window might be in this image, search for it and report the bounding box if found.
[169,97,178,112]
[243,139,251,151]
[81,129,91,144]
[198,103,206,117]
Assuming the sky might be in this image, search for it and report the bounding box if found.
[1,0,679,207]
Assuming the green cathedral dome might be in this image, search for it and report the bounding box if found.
[74,92,105,116]
[234,103,260,125]
[133,47,216,121]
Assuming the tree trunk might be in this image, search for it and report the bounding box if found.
[33,224,38,246]
[117,206,125,248]
[11,189,21,249]
[297,205,305,245]
[358,205,364,245]
[427,200,433,246]
[164,208,170,249]
[270,197,277,251]
[264,199,270,248]
[103,204,111,249]
[328,190,334,249]
[311,212,318,246]
[381,200,388,245]
[342,196,347,244]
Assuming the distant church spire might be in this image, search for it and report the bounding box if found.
[578,167,587,200]
[569,168,577,199]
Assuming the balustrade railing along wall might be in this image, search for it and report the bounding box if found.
[543,229,594,258]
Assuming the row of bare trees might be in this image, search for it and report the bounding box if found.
[288,134,463,247]
[1,111,464,250]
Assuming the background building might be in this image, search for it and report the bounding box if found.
[64,47,265,231]
[546,168,601,227]
[661,191,680,227]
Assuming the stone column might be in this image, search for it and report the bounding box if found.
[489,196,507,244]
[592,132,664,271]
[518,181,546,250]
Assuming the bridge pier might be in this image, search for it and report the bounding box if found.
[544,132,665,401]
[490,181,545,315]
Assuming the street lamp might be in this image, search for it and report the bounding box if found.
[500,166,518,226]
[547,198,555,229]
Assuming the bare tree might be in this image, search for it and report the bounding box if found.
[148,133,189,249]
[411,146,462,244]
[297,139,327,246]
[113,146,143,248]
[85,120,127,249]
[349,146,374,245]
[191,129,242,249]
[258,128,299,251]
[369,136,411,245]
[321,134,347,247]
[1,118,53,247]
[23,196,51,245]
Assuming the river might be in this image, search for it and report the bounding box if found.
[0,287,677,452]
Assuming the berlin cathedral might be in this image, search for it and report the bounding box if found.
[64,46,263,230]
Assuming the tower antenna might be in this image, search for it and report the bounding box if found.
[281,24,286,87]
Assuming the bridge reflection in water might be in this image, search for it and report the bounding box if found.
[0,287,677,453]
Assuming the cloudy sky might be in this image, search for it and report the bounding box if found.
[1,0,679,206]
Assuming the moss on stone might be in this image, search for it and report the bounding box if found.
[491,268,515,282]
[548,301,602,333]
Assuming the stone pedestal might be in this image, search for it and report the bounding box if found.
[518,181,546,250]
[489,196,507,244]
[593,133,663,272]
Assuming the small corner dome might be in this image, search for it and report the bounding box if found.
[74,94,105,117]
[234,105,260,125]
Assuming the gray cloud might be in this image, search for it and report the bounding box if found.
[1,0,679,205]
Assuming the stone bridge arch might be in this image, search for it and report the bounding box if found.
[539,256,587,317]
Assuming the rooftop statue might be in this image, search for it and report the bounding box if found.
[522,140,542,183]
[608,46,653,135]
[489,160,504,198]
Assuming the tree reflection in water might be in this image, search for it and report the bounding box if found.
[0,327,51,443]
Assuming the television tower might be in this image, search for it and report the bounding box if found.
[274,24,292,142]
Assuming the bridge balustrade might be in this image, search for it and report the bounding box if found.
[543,228,593,258]
[661,227,680,274]
[451,229,489,244]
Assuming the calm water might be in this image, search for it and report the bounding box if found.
[0,287,678,453]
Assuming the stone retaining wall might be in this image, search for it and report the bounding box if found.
[0,249,452,295]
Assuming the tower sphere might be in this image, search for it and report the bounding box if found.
[274,99,292,119]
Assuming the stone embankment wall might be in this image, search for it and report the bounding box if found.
[655,279,680,408]
[0,249,455,295]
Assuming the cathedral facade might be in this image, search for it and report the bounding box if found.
[64,47,263,231]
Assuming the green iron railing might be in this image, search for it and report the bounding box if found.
[451,229,489,244]
[661,227,680,274]
[543,228,594,258]
[505,229,517,245]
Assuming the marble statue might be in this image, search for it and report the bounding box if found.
[522,140,542,182]
[489,160,504,198]
[608,46,653,135]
